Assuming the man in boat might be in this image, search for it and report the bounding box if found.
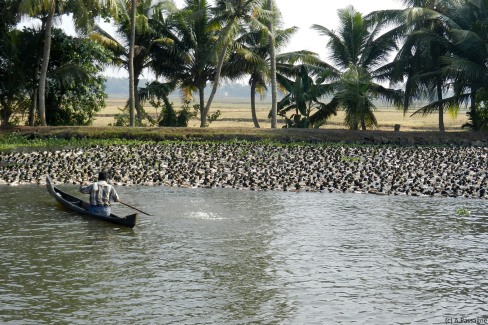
[80,171,119,217]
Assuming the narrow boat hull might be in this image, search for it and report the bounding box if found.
[46,176,137,228]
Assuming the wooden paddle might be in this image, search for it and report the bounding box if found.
[118,200,152,216]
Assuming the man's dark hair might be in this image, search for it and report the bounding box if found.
[98,171,110,181]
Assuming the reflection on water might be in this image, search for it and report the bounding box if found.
[1,185,487,324]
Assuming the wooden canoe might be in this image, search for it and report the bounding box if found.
[46,176,137,228]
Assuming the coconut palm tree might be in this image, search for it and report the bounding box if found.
[19,0,55,126]
[18,0,118,126]
[129,0,136,126]
[92,0,176,125]
[200,0,268,127]
[267,0,277,128]
[438,0,488,130]
[311,6,404,130]
[224,24,299,127]
[370,0,453,131]
[336,66,380,130]
[149,0,219,127]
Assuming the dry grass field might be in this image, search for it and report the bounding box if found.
[96,97,469,131]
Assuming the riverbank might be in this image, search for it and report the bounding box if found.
[1,126,488,146]
[1,137,487,199]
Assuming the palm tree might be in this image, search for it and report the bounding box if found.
[371,0,452,131]
[19,0,55,126]
[149,0,219,127]
[336,66,379,130]
[1,1,44,126]
[310,6,404,130]
[129,0,137,126]
[201,0,268,127]
[224,20,299,127]
[18,0,118,126]
[439,0,488,130]
[92,0,176,125]
[267,0,277,128]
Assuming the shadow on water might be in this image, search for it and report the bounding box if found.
[1,185,487,324]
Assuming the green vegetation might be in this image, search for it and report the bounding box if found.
[456,207,471,217]
[0,129,380,150]
[0,132,151,150]
[46,29,109,125]
[1,27,108,126]
[340,155,361,163]
[277,65,333,128]
[310,6,403,130]
[149,0,218,127]
[91,0,176,126]
[14,0,118,126]
[1,127,485,153]
[1,0,488,131]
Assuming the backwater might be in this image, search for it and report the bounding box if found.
[1,185,487,324]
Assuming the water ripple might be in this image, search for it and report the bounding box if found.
[0,186,487,323]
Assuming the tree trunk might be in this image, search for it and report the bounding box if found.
[30,21,44,126]
[135,78,142,123]
[202,21,234,127]
[436,81,445,132]
[470,85,478,130]
[134,57,145,124]
[1,99,8,126]
[29,88,38,126]
[38,5,55,126]
[199,86,205,127]
[128,0,136,127]
[267,0,277,128]
[250,81,260,128]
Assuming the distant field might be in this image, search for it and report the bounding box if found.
[96,97,469,131]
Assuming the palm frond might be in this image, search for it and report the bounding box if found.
[90,27,126,55]
[50,63,90,88]
[411,93,469,116]
[311,24,350,69]
[370,83,404,108]
[441,55,487,85]
[309,96,340,125]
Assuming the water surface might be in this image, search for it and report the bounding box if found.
[1,185,487,324]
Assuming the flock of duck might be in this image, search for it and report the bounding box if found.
[0,142,487,199]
